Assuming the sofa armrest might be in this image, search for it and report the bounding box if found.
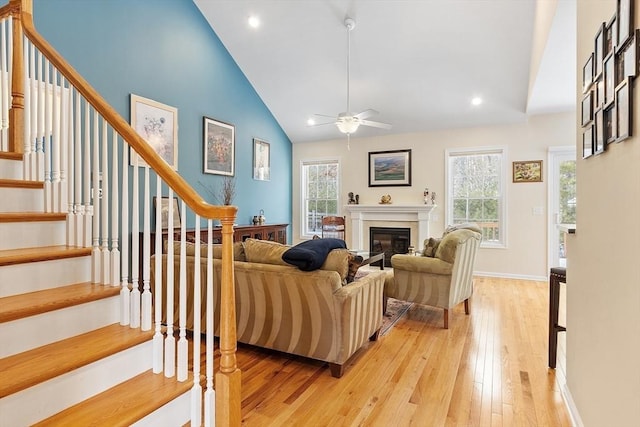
[391,254,453,276]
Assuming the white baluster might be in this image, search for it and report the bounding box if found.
[141,166,152,331]
[74,92,83,246]
[82,99,92,248]
[43,58,51,212]
[22,37,29,177]
[100,120,109,285]
[58,76,68,215]
[91,111,100,284]
[0,20,7,151]
[204,220,215,427]
[28,43,37,180]
[177,200,188,382]
[111,129,120,287]
[164,187,176,378]
[66,85,75,246]
[153,174,164,373]
[191,213,202,425]
[130,153,141,328]
[36,52,44,182]
[51,68,61,213]
[120,137,130,326]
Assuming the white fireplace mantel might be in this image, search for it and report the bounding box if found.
[343,204,436,250]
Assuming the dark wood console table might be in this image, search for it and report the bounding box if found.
[137,223,288,284]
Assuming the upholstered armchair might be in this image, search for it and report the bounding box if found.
[388,225,482,329]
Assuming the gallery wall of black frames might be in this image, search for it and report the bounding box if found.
[581,0,637,159]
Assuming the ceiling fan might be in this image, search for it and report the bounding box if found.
[312,17,391,146]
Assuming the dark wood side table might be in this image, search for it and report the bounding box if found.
[548,267,567,369]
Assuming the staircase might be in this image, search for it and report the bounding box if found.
[0,152,193,426]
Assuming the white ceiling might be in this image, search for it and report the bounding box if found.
[194,0,576,144]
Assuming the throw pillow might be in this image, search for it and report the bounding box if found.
[243,238,290,266]
[345,253,364,283]
[320,248,351,283]
[423,237,441,257]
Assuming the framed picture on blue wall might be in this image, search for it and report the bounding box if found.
[253,138,270,181]
[203,117,235,176]
[130,94,178,170]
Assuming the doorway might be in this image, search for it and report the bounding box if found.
[548,147,576,269]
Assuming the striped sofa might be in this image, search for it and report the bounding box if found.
[152,239,387,378]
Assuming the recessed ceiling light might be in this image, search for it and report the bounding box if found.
[471,97,483,106]
[248,15,260,29]
[307,118,316,126]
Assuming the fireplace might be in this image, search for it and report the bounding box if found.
[369,227,410,266]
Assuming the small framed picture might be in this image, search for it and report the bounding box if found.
[154,196,181,229]
[581,91,593,126]
[252,138,270,181]
[605,14,617,56]
[594,108,605,154]
[512,160,543,183]
[203,117,235,176]
[596,76,605,109]
[582,53,594,93]
[620,30,638,78]
[615,79,632,141]
[595,23,606,78]
[130,94,178,170]
[368,149,412,187]
[582,125,594,159]
[605,104,617,144]
[617,0,633,47]
[603,52,615,108]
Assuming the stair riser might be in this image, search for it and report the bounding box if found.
[0,159,23,180]
[132,390,191,427]
[0,295,120,358]
[0,187,44,212]
[0,256,91,297]
[0,340,154,427]
[0,220,66,250]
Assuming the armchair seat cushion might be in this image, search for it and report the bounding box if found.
[391,254,453,276]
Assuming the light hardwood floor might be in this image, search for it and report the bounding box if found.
[201,276,571,426]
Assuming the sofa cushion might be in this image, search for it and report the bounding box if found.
[243,238,290,266]
[321,248,351,283]
[166,240,246,261]
[423,237,441,257]
[282,238,347,271]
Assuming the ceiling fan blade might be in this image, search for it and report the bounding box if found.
[360,119,392,130]
[314,113,338,119]
[308,121,337,127]
[354,109,379,120]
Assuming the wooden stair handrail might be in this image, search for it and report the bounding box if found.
[12,2,237,223]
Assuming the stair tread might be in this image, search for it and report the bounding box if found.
[0,282,120,323]
[0,152,23,160]
[0,212,67,222]
[0,245,91,266]
[33,370,195,427]
[0,178,43,188]
[0,324,154,398]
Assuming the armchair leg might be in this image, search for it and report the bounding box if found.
[383,296,388,314]
[443,308,449,329]
[464,298,470,315]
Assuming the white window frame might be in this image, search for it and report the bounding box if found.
[300,158,341,239]
[445,146,507,248]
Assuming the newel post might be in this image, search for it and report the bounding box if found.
[7,0,29,153]
[216,215,241,426]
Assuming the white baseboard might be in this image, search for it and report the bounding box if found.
[562,383,584,427]
[474,270,547,282]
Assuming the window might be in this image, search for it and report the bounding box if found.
[446,147,506,247]
[301,159,339,238]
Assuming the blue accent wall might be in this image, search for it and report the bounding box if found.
[33,0,292,233]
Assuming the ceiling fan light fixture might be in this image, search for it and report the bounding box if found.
[336,116,360,134]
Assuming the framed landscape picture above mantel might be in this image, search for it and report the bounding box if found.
[368,149,412,187]
[203,117,235,176]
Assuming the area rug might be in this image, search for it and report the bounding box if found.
[380,298,413,336]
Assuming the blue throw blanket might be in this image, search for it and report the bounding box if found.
[282,238,347,271]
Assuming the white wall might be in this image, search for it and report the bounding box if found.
[293,112,574,279]
[567,1,640,425]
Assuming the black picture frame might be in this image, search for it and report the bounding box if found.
[582,91,593,126]
[583,53,594,93]
[615,78,632,141]
[620,30,638,78]
[605,14,617,56]
[594,107,605,155]
[596,76,605,109]
[582,125,594,159]
[605,104,618,144]
[595,23,606,78]
[603,51,616,108]
[368,149,412,187]
[617,0,634,47]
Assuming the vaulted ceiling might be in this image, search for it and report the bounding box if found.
[194,0,576,143]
